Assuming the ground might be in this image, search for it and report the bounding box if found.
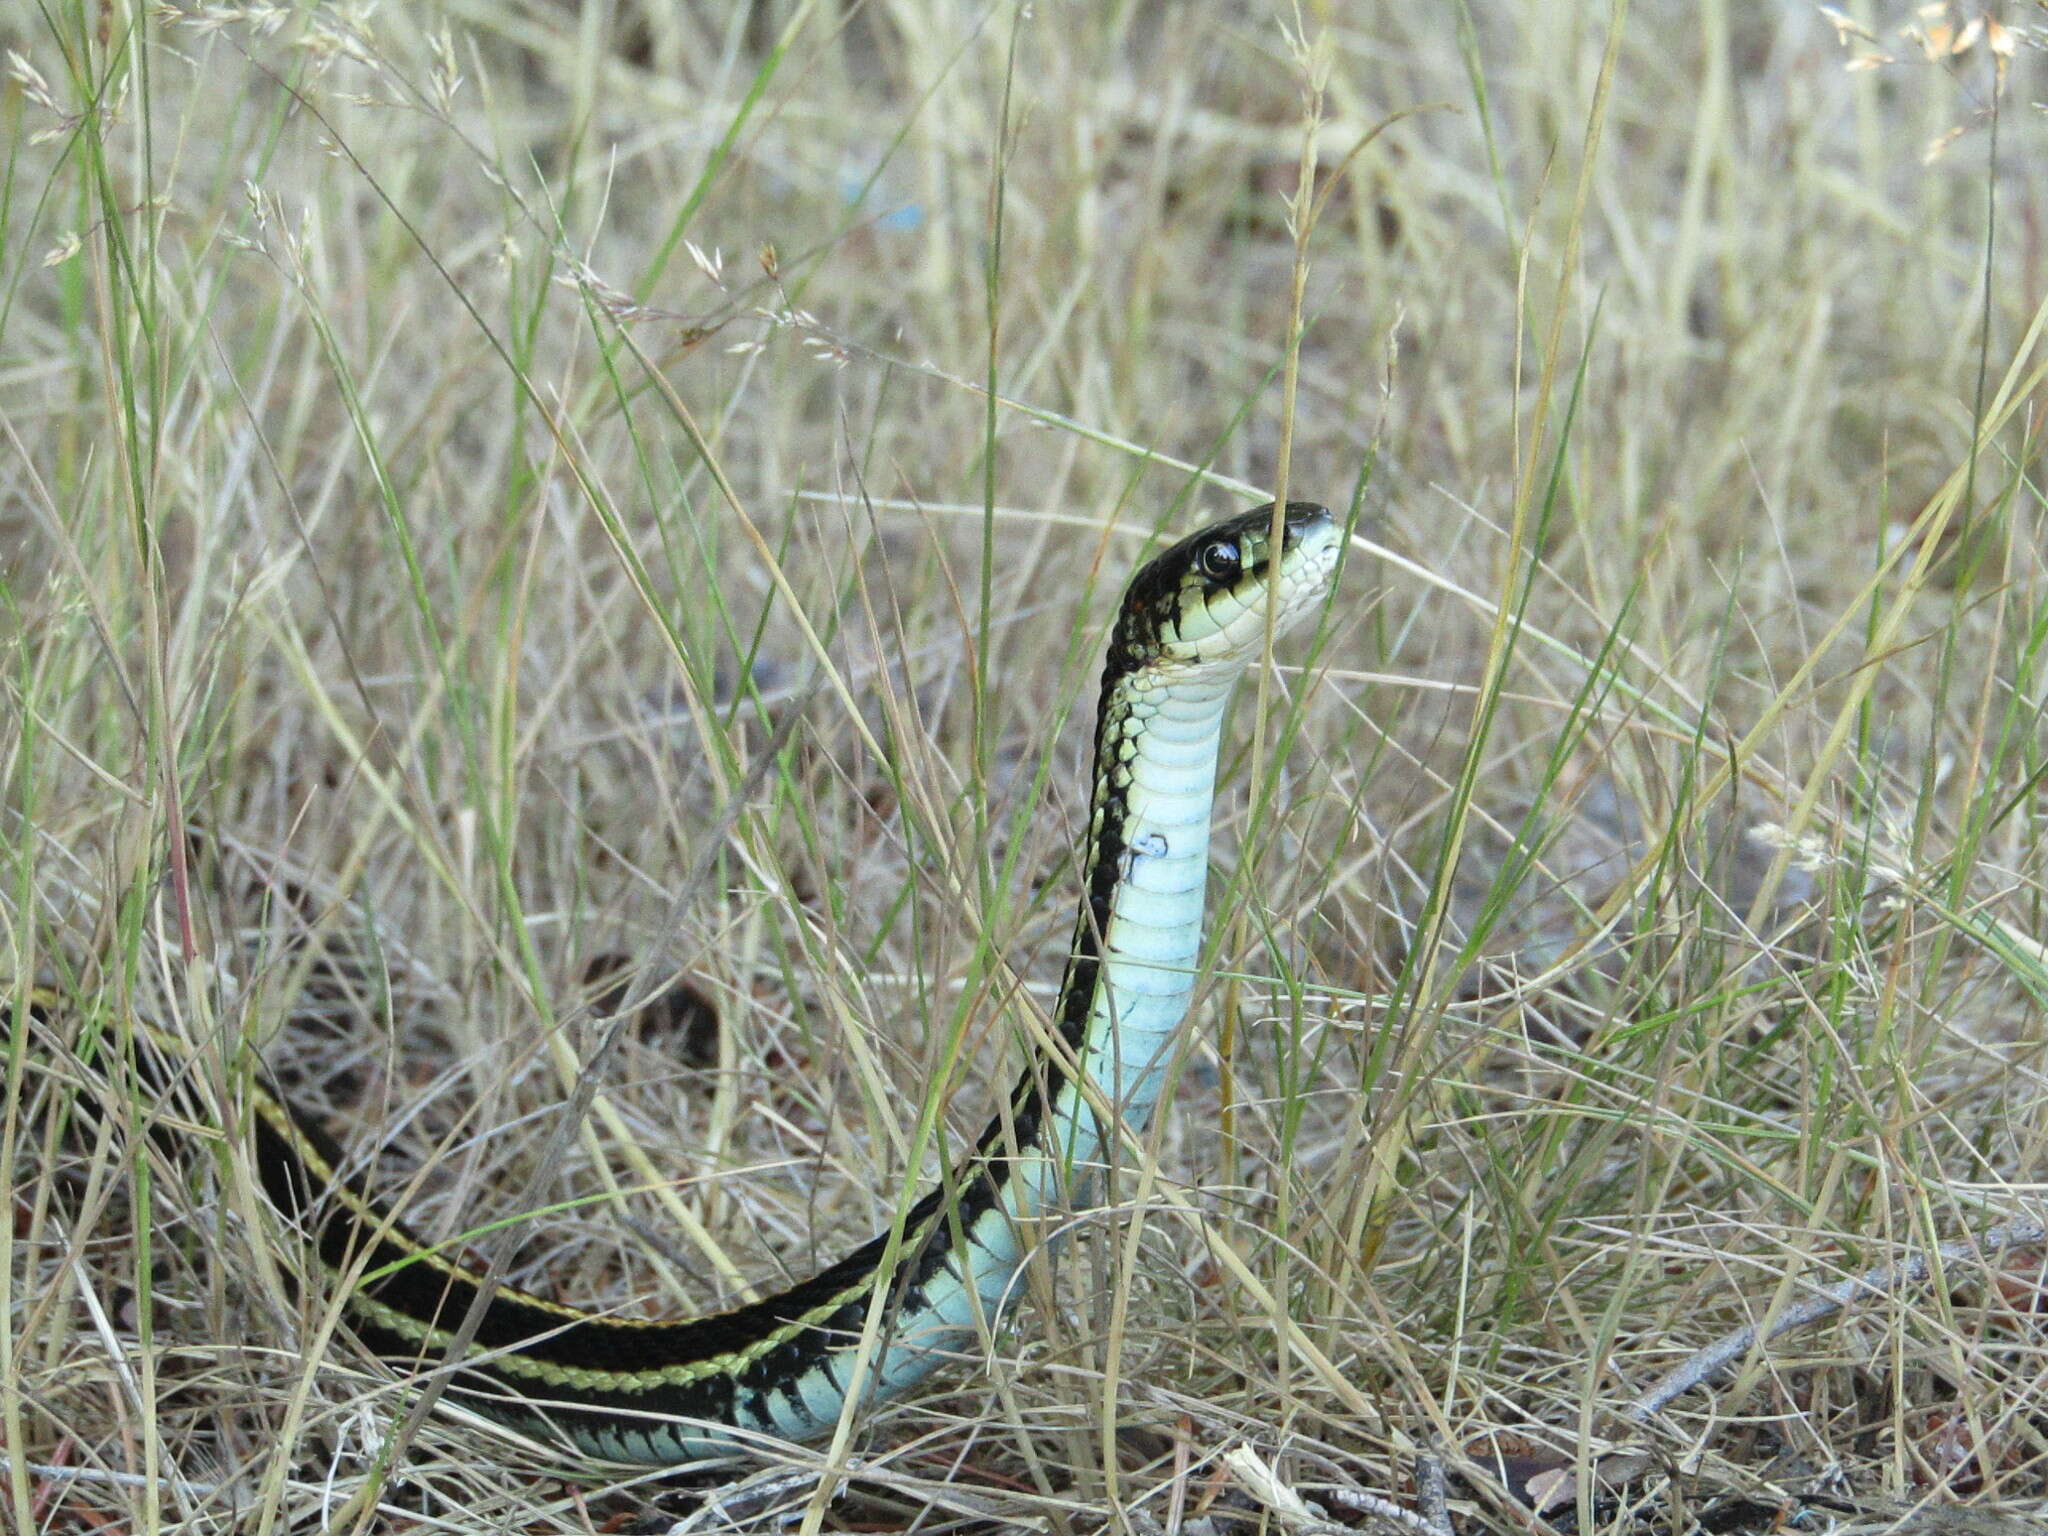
[4,2,2047,1532]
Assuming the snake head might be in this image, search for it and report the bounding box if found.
[1113,501,1340,673]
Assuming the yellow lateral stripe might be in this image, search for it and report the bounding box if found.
[257,1085,979,1341]
[250,1092,602,1321]
[338,1208,974,1393]
[258,1069,981,1382]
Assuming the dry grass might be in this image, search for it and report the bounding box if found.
[4,1,2048,1532]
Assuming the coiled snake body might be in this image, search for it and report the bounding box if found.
[61,502,1340,1465]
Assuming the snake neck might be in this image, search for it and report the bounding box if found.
[1026,661,1234,1191]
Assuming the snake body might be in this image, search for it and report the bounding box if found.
[85,502,1340,1465]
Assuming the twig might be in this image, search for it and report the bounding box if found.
[1626,1214,2047,1423]
[666,1467,831,1534]
[1414,1451,1454,1536]
[1323,1482,1454,1536]
[1227,1445,1443,1536]
[0,1457,225,1495]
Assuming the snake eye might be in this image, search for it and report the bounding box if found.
[1195,539,1242,582]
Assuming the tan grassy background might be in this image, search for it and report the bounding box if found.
[5,2,2048,1532]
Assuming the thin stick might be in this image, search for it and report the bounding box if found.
[1413,1452,1454,1536]
[671,1467,830,1534]
[1229,1445,1443,1536]
[1626,1214,2047,1423]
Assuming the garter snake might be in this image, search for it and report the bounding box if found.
[37,501,1341,1465]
